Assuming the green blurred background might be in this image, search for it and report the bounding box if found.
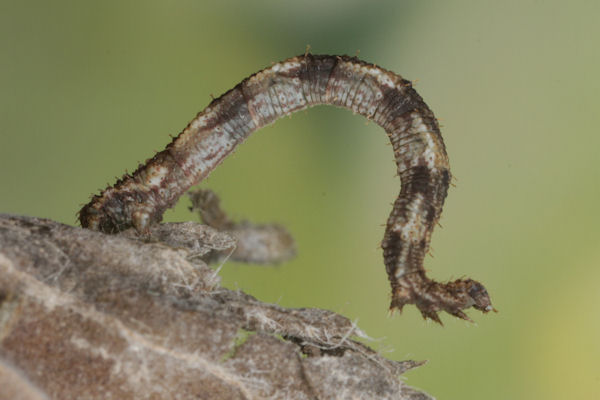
[1,0,599,398]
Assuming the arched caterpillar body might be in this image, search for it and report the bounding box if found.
[79,54,493,323]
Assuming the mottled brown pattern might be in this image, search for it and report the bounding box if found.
[79,54,493,322]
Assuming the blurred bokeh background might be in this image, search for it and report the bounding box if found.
[1,1,599,398]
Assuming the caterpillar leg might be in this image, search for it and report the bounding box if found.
[390,272,494,324]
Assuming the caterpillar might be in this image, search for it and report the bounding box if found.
[79,54,493,323]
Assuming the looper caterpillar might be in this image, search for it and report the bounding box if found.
[79,54,493,323]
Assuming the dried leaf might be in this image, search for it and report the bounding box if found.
[0,214,431,399]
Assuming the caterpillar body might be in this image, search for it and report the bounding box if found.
[79,54,493,323]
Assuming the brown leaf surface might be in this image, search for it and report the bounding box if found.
[0,214,431,400]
